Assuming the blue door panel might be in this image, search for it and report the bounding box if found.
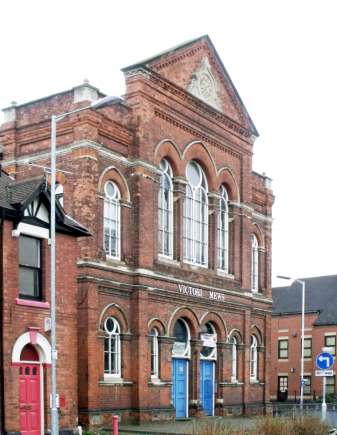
[200,360,214,416]
[172,359,188,418]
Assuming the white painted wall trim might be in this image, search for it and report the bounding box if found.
[12,332,51,363]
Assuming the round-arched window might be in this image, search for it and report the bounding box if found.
[200,322,217,359]
[104,181,121,259]
[184,161,208,266]
[158,159,173,258]
[218,185,229,273]
[104,317,121,377]
[172,319,190,358]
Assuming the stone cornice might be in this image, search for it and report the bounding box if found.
[77,259,273,306]
[125,66,254,141]
[2,140,162,175]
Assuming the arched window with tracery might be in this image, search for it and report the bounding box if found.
[217,185,229,273]
[150,328,159,378]
[250,335,258,380]
[158,159,173,258]
[104,181,121,259]
[183,161,208,266]
[104,317,121,378]
[251,234,259,292]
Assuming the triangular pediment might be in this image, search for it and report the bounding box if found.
[123,35,258,135]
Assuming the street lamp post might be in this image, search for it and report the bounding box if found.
[277,275,306,411]
[50,95,121,435]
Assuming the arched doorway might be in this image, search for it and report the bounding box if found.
[19,344,41,435]
[172,319,190,418]
[12,332,51,435]
[200,322,217,416]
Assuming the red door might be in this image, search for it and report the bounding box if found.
[19,364,41,435]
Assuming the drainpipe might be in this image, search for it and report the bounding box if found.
[0,215,4,434]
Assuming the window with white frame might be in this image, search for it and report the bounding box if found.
[19,236,42,300]
[158,159,173,258]
[183,161,208,266]
[200,322,217,360]
[172,319,190,358]
[250,335,258,380]
[217,185,229,273]
[104,317,121,378]
[150,328,159,378]
[230,335,238,381]
[325,335,336,356]
[251,235,259,292]
[104,181,121,259]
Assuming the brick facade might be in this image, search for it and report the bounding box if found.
[0,35,274,430]
[271,277,337,402]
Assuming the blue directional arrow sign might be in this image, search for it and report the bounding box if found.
[316,352,334,370]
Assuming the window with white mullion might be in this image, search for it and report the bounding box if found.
[251,234,259,292]
[183,161,208,266]
[158,160,173,258]
[104,181,121,259]
[250,335,258,380]
[150,328,159,378]
[184,186,194,263]
[104,317,121,378]
[231,336,238,381]
[217,186,229,273]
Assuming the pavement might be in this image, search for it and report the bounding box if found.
[119,416,254,435]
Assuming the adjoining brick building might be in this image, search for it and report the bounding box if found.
[271,275,337,402]
[0,172,89,435]
[0,35,274,431]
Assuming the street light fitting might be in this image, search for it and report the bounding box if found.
[90,95,123,109]
[276,275,292,281]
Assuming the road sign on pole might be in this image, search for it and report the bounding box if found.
[316,351,334,422]
[315,369,334,377]
[316,352,334,370]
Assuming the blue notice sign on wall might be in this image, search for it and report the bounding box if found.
[316,352,334,370]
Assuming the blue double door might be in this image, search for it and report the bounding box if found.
[200,360,215,416]
[172,358,188,418]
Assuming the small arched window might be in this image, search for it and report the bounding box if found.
[172,319,190,358]
[150,328,159,378]
[200,322,217,360]
[104,317,121,378]
[251,235,259,292]
[184,161,208,266]
[104,181,121,259]
[55,183,64,207]
[250,335,258,380]
[217,185,229,273]
[230,336,238,382]
[158,159,173,258]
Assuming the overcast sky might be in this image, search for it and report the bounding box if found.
[1,1,337,286]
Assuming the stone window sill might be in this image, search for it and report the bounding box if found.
[99,378,133,386]
[16,298,50,309]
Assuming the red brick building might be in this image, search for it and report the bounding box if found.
[271,276,337,401]
[0,173,88,435]
[0,35,274,431]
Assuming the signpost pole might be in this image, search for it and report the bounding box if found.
[322,375,327,420]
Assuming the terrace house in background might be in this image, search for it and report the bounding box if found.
[271,275,337,401]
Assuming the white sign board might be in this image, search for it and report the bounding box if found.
[315,369,334,377]
[200,333,217,348]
